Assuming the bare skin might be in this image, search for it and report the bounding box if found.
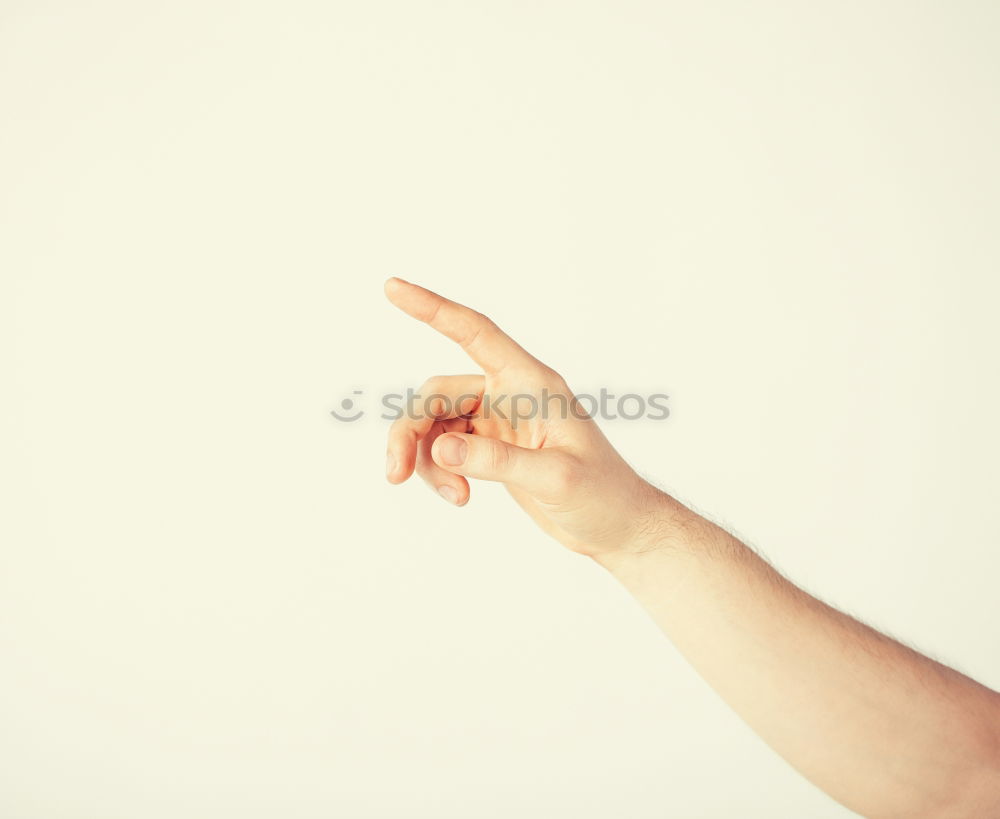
[383,277,1000,818]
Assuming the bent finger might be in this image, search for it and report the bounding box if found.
[386,374,483,483]
[416,417,471,506]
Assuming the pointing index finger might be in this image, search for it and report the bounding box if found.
[384,278,538,374]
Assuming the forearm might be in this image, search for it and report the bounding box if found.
[596,491,1000,818]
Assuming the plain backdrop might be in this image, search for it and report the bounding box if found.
[2,2,1000,817]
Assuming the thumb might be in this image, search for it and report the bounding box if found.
[431,433,574,498]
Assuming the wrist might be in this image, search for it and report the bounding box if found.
[591,484,690,570]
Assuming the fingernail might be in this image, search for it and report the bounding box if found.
[386,451,397,478]
[437,485,459,505]
[438,436,467,466]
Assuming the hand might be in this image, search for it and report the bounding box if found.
[383,277,666,558]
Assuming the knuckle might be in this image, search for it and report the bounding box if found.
[484,441,511,474]
[418,376,453,417]
[419,375,448,394]
[540,365,566,387]
[463,315,494,348]
[388,414,415,440]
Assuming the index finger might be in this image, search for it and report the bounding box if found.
[384,277,540,374]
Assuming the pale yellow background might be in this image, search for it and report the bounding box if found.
[2,2,999,817]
